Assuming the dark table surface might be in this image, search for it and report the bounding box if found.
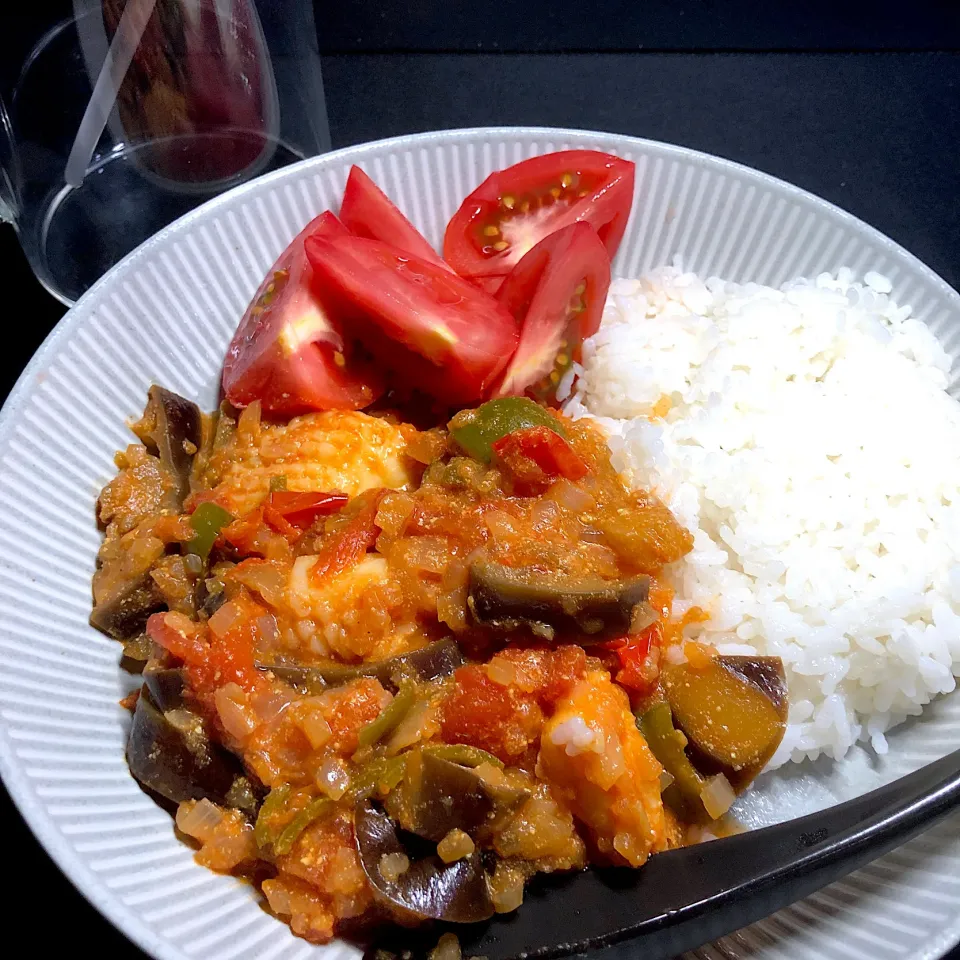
[2,46,959,960]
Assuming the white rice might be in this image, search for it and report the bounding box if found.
[564,264,960,767]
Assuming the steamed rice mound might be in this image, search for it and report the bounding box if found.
[564,265,960,766]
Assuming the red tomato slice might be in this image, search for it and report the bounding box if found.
[222,211,385,416]
[305,235,518,405]
[492,425,588,484]
[494,222,610,401]
[601,623,662,694]
[443,150,633,289]
[339,165,450,271]
[266,491,349,528]
[311,489,386,583]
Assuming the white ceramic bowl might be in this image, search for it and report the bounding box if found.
[1,128,959,960]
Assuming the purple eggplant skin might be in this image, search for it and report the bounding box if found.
[384,749,529,843]
[467,561,650,641]
[143,664,185,713]
[89,573,166,640]
[139,385,203,510]
[354,802,495,924]
[126,688,258,814]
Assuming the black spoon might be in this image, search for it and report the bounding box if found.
[376,747,960,960]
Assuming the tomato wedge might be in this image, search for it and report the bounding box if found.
[494,222,610,401]
[339,165,450,271]
[222,211,385,416]
[443,150,633,289]
[305,235,518,405]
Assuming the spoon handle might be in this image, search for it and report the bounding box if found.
[454,748,960,960]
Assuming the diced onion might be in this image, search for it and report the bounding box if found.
[316,756,351,799]
[292,700,332,749]
[232,562,287,605]
[631,601,658,634]
[548,478,593,512]
[531,499,560,530]
[700,773,736,820]
[428,933,462,960]
[176,798,223,841]
[664,644,687,666]
[256,614,280,645]
[659,769,675,792]
[403,536,449,574]
[436,584,468,632]
[249,688,291,724]
[436,828,475,864]
[386,698,437,754]
[208,599,244,638]
[375,492,416,535]
[262,878,292,916]
[486,658,519,687]
[215,684,258,740]
[489,861,527,914]
[378,851,410,882]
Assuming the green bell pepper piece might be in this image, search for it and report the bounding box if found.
[449,398,567,463]
[421,743,504,769]
[638,702,710,822]
[254,784,292,853]
[357,680,416,749]
[274,796,333,856]
[186,502,234,561]
[348,755,408,802]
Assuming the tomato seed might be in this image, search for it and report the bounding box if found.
[492,241,509,252]
[483,225,500,237]
[561,173,574,188]
[501,194,515,209]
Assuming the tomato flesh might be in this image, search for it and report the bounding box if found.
[311,489,385,583]
[601,624,662,694]
[266,491,349,528]
[443,150,633,289]
[147,609,261,694]
[222,211,384,415]
[339,165,450,270]
[494,221,610,401]
[492,425,588,492]
[305,235,518,405]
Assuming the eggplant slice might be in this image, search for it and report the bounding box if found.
[385,750,529,843]
[89,573,166,640]
[355,802,495,924]
[660,655,788,791]
[259,638,465,695]
[138,385,203,510]
[467,561,649,641]
[143,663,186,713]
[127,688,259,814]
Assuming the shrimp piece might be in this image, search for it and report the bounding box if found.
[538,668,666,866]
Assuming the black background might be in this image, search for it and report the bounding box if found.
[2,3,960,958]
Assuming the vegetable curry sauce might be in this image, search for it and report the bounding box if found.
[92,388,787,946]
